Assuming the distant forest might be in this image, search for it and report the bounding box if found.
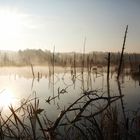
[0,49,140,68]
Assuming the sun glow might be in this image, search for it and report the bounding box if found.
[0,8,30,50]
[0,9,24,38]
[0,89,15,108]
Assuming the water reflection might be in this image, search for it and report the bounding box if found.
[0,67,140,139]
[0,89,16,109]
[131,73,140,86]
[0,67,139,116]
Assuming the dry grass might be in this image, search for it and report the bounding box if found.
[0,89,124,140]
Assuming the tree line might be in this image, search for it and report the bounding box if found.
[0,49,140,68]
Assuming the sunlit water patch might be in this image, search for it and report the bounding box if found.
[0,89,15,108]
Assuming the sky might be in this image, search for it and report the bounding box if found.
[0,0,139,53]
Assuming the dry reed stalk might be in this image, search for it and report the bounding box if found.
[117,25,128,79]
[30,63,35,78]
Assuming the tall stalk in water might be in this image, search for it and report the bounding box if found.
[107,53,111,105]
[117,25,128,79]
[30,63,35,78]
[82,37,86,75]
[52,46,55,97]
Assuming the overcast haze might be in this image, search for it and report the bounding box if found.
[0,0,139,53]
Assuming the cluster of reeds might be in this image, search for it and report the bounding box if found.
[0,89,123,140]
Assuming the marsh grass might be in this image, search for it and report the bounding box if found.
[0,88,125,140]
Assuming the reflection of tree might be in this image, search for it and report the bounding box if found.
[117,80,128,140]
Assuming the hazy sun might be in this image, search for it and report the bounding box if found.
[0,9,24,39]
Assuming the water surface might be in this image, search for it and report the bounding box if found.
[0,66,140,119]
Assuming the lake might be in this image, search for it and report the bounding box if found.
[0,66,140,139]
[0,66,139,117]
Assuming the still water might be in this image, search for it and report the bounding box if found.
[0,66,140,119]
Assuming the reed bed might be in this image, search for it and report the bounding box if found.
[0,89,125,140]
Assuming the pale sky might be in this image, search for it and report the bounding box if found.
[0,0,139,53]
